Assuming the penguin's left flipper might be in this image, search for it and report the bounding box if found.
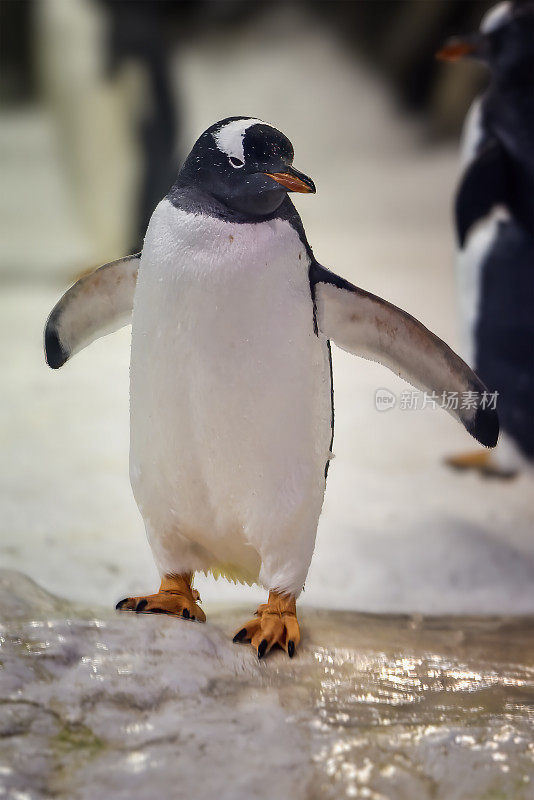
[313,265,499,448]
[44,253,140,369]
[455,138,509,248]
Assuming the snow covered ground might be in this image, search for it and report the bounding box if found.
[1,6,533,617]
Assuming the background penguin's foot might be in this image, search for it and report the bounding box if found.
[445,450,517,479]
[115,573,206,621]
[233,590,300,659]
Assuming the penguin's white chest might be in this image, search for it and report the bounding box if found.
[129,200,331,590]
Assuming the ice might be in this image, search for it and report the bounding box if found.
[1,571,533,799]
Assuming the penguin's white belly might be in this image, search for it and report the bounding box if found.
[129,200,332,593]
[456,207,510,366]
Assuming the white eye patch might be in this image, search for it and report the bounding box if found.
[213,118,266,163]
[480,1,512,33]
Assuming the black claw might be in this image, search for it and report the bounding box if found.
[191,615,195,621]
[287,641,295,658]
[182,608,190,619]
[233,628,247,643]
[115,598,128,610]
[135,599,148,612]
[257,639,268,659]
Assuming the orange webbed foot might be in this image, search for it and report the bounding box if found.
[233,591,300,659]
[116,573,206,622]
[445,450,517,479]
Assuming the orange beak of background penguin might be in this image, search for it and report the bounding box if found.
[436,38,476,61]
[265,168,316,193]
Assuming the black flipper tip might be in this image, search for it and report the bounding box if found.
[44,324,69,369]
[471,406,499,449]
[115,598,128,610]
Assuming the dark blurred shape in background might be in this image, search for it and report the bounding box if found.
[97,0,178,247]
[0,0,36,104]
[440,0,534,477]
[315,0,491,133]
[1,0,493,253]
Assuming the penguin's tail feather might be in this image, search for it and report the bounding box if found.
[44,253,140,368]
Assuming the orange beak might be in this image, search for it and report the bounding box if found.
[265,167,315,193]
[436,37,477,62]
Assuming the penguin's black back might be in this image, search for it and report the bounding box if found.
[483,86,534,233]
[474,219,534,459]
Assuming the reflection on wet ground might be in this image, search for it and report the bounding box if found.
[1,571,533,799]
[261,610,534,799]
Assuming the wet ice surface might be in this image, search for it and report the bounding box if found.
[1,571,533,799]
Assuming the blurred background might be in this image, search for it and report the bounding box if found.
[1,0,532,615]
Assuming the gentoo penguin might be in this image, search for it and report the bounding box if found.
[45,117,498,658]
[438,0,534,476]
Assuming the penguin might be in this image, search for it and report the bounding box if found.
[437,0,534,477]
[45,117,498,658]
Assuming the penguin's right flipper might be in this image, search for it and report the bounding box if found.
[313,265,499,448]
[455,138,509,248]
[44,253,140,368]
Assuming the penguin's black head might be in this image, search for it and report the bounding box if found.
[176,117,315,218]
[437,1,534,76]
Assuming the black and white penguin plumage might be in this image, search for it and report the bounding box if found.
[44,117,498,657]
[438,0,534,475]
